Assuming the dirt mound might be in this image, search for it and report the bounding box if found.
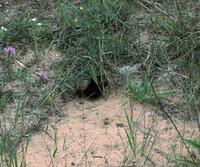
[22,94,198,167]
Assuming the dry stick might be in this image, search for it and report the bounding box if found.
[195,106,200,136]
[117,127,130,166]
[39,131,55,167]
[77,135,99,167]
[20,104,26,167]
[142,64,197,165]
[17,89,29,167]
[81,100,88,167]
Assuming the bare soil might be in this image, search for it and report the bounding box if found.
[21,93,198,167]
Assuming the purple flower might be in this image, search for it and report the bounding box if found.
[4,47,16,56]
[35,70,48,80]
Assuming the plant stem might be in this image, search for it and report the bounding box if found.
[142,64,197,165]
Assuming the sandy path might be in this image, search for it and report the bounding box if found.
[23,94,198,167]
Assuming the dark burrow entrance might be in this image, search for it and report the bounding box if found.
[77,77,108,100]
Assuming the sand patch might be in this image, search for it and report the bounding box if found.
[22,94,198,167]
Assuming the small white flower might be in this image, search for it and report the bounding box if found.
[74,19,78,22]
[80,6,83,10]
[37,23,42,26]
[1,26,8,31]
[31,18,37,22]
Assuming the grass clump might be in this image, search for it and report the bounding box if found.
[1,0,200,166]
[53,0,138,96]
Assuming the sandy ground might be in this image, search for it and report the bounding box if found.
[21,94,198,167]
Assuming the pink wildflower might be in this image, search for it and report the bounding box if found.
[4,47,16,56]
[35,70,48,80]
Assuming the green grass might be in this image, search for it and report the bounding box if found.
[53,0,135,96]
[0,0,200,166]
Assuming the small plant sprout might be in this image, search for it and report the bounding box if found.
[4,47,16,56]
[35,70,48,80]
